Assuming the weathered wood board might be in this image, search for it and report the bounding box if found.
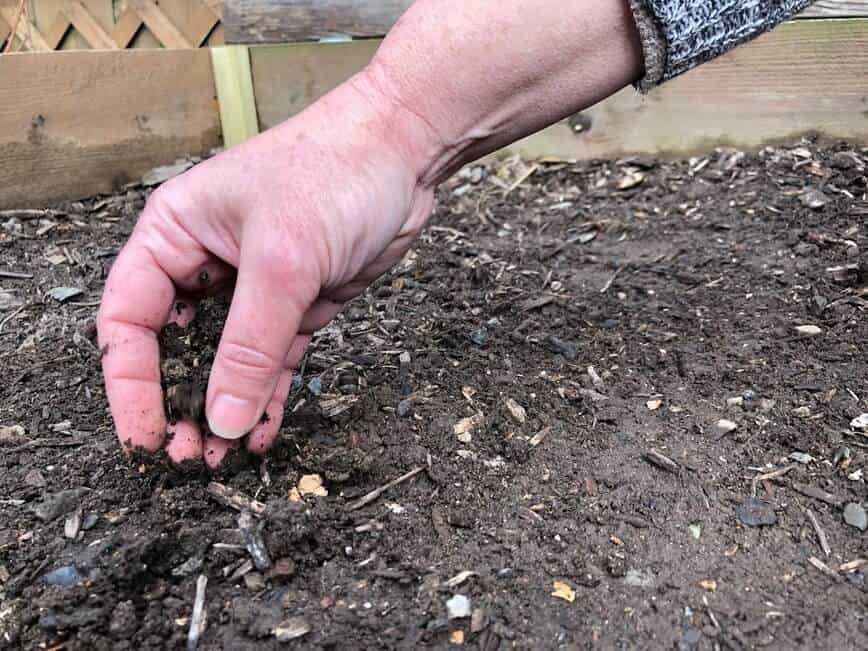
[251,19,868,160]
[225,0,868,43]
[224,0,413,43]
[0,48,220,208]
[1,18,866,208]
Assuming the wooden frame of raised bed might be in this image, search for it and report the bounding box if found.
[1,0,867,208]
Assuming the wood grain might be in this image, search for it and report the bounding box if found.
[0,48,220,208]
[251,19,868,159]
[226,0,867,43]
[799,1,868,18]
[224,0,413,43]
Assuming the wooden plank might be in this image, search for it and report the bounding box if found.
[224,0,412,43]
[211,45,259,146]
[63,1,117,49]
[130,0,192,48]
[251,19,868,159]
[33,0,114,51]
[251,40,379,129]
[0,48,220,208]
[799,1,868,18]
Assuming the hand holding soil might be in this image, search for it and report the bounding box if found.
[97,72,436,467]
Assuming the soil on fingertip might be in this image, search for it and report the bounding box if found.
[1,140,867,650]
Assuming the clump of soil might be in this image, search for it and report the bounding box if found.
[1,140,867,650]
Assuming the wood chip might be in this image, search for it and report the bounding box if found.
[237,511,271,571]
[551,580,576,602]
[206,482,266,516]
[751,464,796,497]
[64,509,82,540]
[840,559,868,573]
[273,616,311,642]
[529,426,551,447]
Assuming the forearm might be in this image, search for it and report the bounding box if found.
[360,0,644,187]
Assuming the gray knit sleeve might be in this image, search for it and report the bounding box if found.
[627,0,817,91]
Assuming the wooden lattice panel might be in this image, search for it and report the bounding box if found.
[0,0,224,51]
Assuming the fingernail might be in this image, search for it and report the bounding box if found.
[207,393,257,440]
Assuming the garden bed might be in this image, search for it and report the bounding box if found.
[0,141,866,649]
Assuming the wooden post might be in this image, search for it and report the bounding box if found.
[210,44,259,147]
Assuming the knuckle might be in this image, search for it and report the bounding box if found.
[218,341,283,381]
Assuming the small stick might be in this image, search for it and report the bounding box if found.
[791,482,842,506]
[642,449,680,474]
[206,482,266,517]
[600,265,626,293]
[805,509,831,556]
[0,304,28,334]
[751,464,796,497]
[808,556,841,580]
[0,270,33,280]
[840,559,868,573]
[2,0,26,54]
[346,466,424,511]
[187,574,208,651]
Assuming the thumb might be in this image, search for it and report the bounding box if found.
[206,241,318,439]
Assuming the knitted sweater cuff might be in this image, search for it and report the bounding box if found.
[627,0,816,92]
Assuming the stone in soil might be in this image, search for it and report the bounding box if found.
[736,497,777,527]
[843,503,867,531]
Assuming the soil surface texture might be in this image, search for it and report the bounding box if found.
[1,141,867,650]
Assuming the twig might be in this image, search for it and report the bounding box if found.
[0,270,33,280]
[206,482,266,516]
[642,449,680,474]
[791,482,842,506]
[346,466,424,511]
[9,438,84,453]
[0,304,28,334]
[805,509,831,557]
[504,164,539,197]
[808,556,841,581]
[600,265,626,293]
[751,464,797,497]
[187,574,208,651]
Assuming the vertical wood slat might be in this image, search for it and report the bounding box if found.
[210,44,259,146]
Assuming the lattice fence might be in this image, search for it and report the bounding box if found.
[0,0,223,51]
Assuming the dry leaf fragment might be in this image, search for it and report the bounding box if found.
[551,580,576,603]
[529,426,551,447]
[700,579,717,592]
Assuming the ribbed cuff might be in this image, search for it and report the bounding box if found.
[627,0,816,92]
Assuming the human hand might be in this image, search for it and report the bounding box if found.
[97,72,436,467]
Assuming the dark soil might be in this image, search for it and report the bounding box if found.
[1,141,867,650]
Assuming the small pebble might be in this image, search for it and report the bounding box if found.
[307,377,323,396]
[446,594,472,619]
[545,335,578,360]
[81,513,99,530]
[43,565,82,587]
[794,324,822,337]
[799,189,829,210]
[850,414,868,431]
[843,503,867,531]
[715,419,737,434]
[469,328,488,346]
[736,497,777,527]
[624,569,655,588]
